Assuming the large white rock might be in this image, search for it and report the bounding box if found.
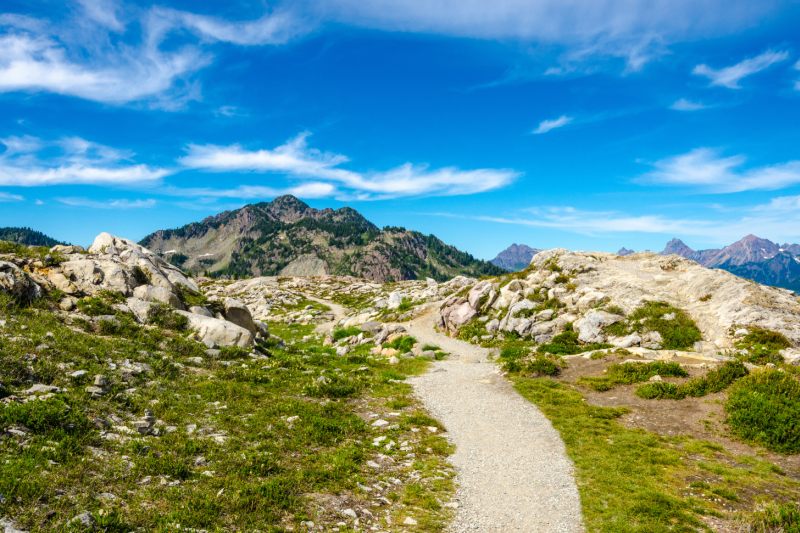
[467,280,491,309]
[387,292,403,310]
[447,302,478,328]
[133,285,183,309]
[61,259,138,296]
[189,306,213,317]
[175,311,254,348]
[125,297,159,323]
[223,297,257,335]
[577,291,609,311]
[575,310,621,344]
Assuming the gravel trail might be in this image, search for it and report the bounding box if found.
[405,311,585,533]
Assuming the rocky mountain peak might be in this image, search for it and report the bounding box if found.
[491,243,543,272]
[617,247,634,256]
[661,238,694,256]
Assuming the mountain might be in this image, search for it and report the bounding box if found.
[491,244,543,271]
[617,247,634,256]
[660,235,787,268]
[718,252,800,289]
[0,226,67,247]
[140,195,505,282]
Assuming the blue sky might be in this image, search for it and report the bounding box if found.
[2,0,800,259]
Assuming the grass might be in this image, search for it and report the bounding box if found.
[497,343,561,376]
[635,361,749,400]
[0,288,455,533]
[725,370,800,454]
[745,502,800,533]
[332,326,362,341]
[578,362,688,392]
[605,301,702,350]
[732,328,792,365]
[385,335,417,353]
[538,331,614,356]
[512,377,800,533]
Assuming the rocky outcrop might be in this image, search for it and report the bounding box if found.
[174,311,255,348]
[435,247,800,358]
[0,261,42,302]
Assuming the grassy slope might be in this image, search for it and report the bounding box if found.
[0,294,455,533]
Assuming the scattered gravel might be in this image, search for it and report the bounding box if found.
[406,313,585,533]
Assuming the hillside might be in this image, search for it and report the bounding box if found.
[0,226,67,247]
[490,243,542,271]
[140,195,504,282]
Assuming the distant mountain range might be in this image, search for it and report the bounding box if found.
[490,244,543,271]
[617,247,635,256]
[660,234,800,290]
[140,195,505,283]
[0,227,67,247]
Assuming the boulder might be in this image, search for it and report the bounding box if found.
[253,320,270,339]
[360,321,383,334]
[61,259,137,296]
[343,312,373,329]
[223,298,257,335]
[387,292,403,310]
[509,299,536,317]
[577,291,609,311]
[514,318,532,336]
[174,311,254,348]
[0,261,42,301]
[445,302,478,329]
[643,331,664,349]
[575,310,620,344]
[47,272,78,294]
[133,285,182,309]
[610,334,641,348]
[485,319,500,333]
[467,281,491,309]
[189,306,213,317]
[125,298,158,323]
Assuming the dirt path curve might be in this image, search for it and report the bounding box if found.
[302,295,348,333]
[404,310,584,533]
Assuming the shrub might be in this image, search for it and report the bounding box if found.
[305,376,364,398]
[699,294,712,302]
[76,297,115,317]
[635,361,749,400]
[396,297,413,313]
[0,398,87,435]
[726,370,800,454]
[538,331,613,355]
[744,502,800,533]
[147,304,189,331]
[605,301,701,349]
[734,327,792,365]
[333,327,361,341]
[579,362,687,392]
[554,274,569,284]
[605,305,625,316]
[386,335,416,353]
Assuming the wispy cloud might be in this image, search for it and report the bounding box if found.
[56,197,157,209]
[692,50,789,89]
[0,191,24,201]
[795,60,800,90]
[0,3,310,108]
[178,132,520,199]
[0,135,170,186]
[158,182,336,200]
[532,115,572,134]
[669,98,706,111]
[638,148,800,193]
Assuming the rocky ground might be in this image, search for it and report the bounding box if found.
[2,235,800,533]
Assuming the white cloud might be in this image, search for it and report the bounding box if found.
[0,191,24,201]
[692,50,789,89]
[56,197,156,208]
[158,182,337,200]
[214,106,242,117]
[638,148,800,193]
[669,98,706,111]
[178,132,520,199]
[532,115,573,134]
[0,135,170,186]
[34,199,43,205]
[155,7,310,46]
[307,0,777,71]
[0,4,310,108]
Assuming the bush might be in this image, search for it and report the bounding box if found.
[386,335,416,353]
[305,376,364,398]
[734,328,792,365]
[635,361,749,400]
[538,331,613,355]
[0,399,86,435]
[396,298,413,313]
[579,362,687,392]
[76,297,115,317]
[726,370,800,454]
[147,304,189,331]
[744,502,800,533]
[605,301,701,350]
[333,327,362,341]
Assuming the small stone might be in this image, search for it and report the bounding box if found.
[342,509,357,519]
[371,419,389,427]
[0,518,28,533]
[649,375,662,382]
[389,356,400,365]
[403,517,418,525]
[93,375,107,387]
[71,512,96,528]
[202,338,217,349]
[70,370,87,378]
[366,460,381,469]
